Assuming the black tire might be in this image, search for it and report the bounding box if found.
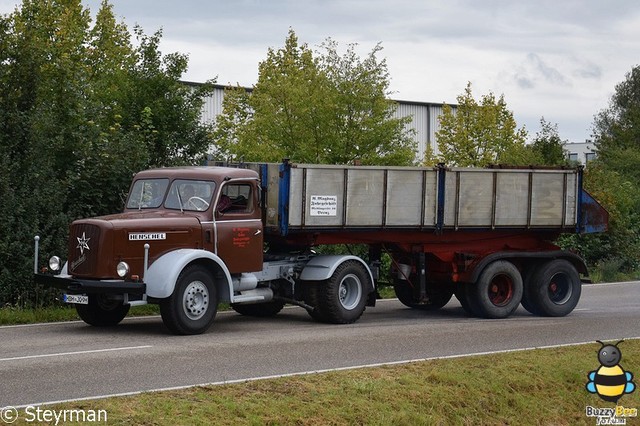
[467,260,523,319]
[526,259,581,317]
[454,283,476,316]
[521,265,541,315]
[313,260,369,324]
[302,282,330,322]
[393,280,454,310]
[231,300,286,317]
[75,294,130,327]
[160,265,218,335]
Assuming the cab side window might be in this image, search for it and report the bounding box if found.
[218,183,253,214]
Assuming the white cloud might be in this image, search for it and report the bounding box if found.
[2,0,640,142]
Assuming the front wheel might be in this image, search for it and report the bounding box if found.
[313,260,369,324]
[467,260,523,319]
[75,294,130,327]
[160,265,218,335]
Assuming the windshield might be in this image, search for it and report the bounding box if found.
[126,179,170,209]
[164,179,216,212]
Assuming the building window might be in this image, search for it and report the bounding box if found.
[585,152,596,164]
[568,153,578,163]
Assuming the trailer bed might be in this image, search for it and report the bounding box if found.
[250,162,605,237]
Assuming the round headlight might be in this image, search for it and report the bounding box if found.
[49,256,61,272]
[116,261,130,278]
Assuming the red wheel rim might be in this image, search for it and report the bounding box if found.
[547,273,572,304]
[488,274,513,306]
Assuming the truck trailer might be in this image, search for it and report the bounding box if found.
[34,161,608,334]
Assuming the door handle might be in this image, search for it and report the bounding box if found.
[254,230,262,236]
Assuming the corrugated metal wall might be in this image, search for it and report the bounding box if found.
[392,102,449,159]
[199,86,226,123]
[196,83,454,161]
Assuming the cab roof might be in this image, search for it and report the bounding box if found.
[133,166,259,181]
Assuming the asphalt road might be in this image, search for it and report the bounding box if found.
[1,281,639,408]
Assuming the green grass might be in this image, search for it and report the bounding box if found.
[589,260,640,283]
[11,340,640,425]
[0,304,161,326]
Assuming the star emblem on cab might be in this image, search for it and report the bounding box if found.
[76,232,90,255]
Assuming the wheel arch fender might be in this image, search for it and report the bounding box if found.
[144,249,232,301]
[299,255,375,291]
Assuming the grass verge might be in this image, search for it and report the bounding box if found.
[11,340,640,425]
[0,304,161,326]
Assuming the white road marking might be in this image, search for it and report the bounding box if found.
[0,345,152,362]
[14,337,640,409]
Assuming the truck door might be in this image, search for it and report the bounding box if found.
[213,181,263,273]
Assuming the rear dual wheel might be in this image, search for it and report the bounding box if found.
[306,260,369,324]
[521,259,581,317]
[464,260,523,319]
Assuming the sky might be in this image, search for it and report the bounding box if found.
[2,0,639,143]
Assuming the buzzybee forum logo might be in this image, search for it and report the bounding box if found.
[585,340,637,425]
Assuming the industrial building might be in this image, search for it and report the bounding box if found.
[564,141,597,165]
[192,82,450,160]
[193,82,596,163]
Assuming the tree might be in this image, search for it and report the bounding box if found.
[593,65,640,184]
[568,65,640,275]
[526,118,570,166]
[213,29,415,166]
[0,0,214,306]
[430,82,530,167]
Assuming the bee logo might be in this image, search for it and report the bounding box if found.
[586,340,636,403]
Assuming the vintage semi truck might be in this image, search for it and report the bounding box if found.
[34,160,608,334]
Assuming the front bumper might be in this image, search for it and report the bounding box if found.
[34,273,146,295]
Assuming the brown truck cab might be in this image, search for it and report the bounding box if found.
[36,167,270,334]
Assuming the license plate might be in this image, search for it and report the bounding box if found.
[63,294,89,305]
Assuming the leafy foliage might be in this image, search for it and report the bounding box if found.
[0,0,214,306]
[526,118,570,166]
[593,65,640,184]
[213,29,415,166]
[428,82,530,166]
[565,65,640,273]
[559,162,640,273]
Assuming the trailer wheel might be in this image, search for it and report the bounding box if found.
[454,283,476,316]
[393,280,453,310]
[315,260,369,324]
[468,260,523,319]
[520,265,541,315]
[231,300,286,317]
[526,259,581,317]
[160,265,218,335]
[76,294,130,327]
